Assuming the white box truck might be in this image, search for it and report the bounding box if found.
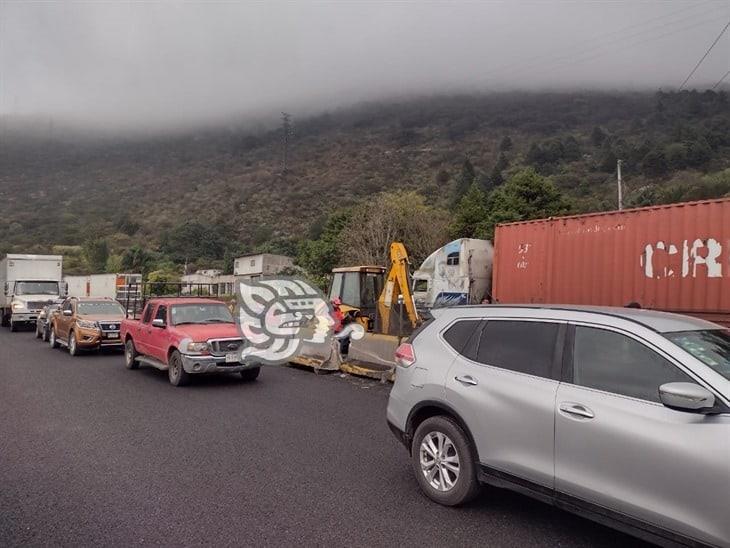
[64,273,142,303]
[0,254,65,331]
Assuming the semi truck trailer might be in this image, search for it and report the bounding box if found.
[412,199,729,328]
[492,197,730,326]
[64,273,142,301]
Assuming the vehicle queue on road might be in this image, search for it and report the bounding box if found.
[7,197,730,548]
[33,294,259,387]
[10,292,730,547]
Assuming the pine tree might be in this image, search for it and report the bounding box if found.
[489,152,509,187]
[449,182,489,239]
[83,238,109,273]
[642,148,668,177]
[599,140,618,172]
[494,151,509,172]
[591,126,607,147]
[483,168,572,238]
[450,158,476,206]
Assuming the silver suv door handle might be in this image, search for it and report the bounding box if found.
[559,402,595,419]
[455,375,478,386]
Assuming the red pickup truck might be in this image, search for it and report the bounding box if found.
[120,297,259,386]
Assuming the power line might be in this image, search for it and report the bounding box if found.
[712,70,730,90]
[477,1,719,82]
[536,4,722,72]
[281,112,293,173]
[678,19,730,90]
[525,15,723,83]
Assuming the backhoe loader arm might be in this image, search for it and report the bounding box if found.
[377,242,420,335]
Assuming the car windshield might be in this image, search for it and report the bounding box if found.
[15,281,59,295]
[170,303,234,325]
[665,329,730,381]
[77,301,125,316]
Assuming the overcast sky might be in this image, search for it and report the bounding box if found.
[1,0,729,131]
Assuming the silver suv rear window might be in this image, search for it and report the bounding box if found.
[475,321,560,378]
[442,320,481,354]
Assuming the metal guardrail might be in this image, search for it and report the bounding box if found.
[122,282,228,319]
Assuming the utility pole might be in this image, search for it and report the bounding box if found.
[281,112,293,173]
[617,159,623,211]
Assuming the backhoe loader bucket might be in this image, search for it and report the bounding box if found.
[340,332,400,382]
[289,339,341,372]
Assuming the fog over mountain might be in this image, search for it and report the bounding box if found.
[1,1,729,132]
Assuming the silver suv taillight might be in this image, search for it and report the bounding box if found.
[395,343,416,367]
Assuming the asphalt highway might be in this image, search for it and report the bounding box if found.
[0,328,648,547]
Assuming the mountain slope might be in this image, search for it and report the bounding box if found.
[1,90,728,263]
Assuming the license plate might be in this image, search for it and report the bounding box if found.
[105,331,120,339]
[225,352,240,363]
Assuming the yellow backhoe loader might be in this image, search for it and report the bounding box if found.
[376,242,420,336]
[289,242,420,380]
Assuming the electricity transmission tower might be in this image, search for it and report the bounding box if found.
[617,159,623,210]
[281,112,294,173]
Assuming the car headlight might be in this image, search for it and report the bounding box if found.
[184,341,209,354]
[11,301,25,310]
[76,319,99,329]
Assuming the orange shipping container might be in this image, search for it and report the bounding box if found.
[492,198,730,326]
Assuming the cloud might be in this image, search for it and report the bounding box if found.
[1,0,728,131]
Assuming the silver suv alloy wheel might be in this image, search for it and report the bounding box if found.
[420,431,460,492]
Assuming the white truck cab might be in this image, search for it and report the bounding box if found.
[412,239,493,309]
[0,254,65,331]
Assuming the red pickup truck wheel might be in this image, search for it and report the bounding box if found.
[168,350,190,387]
[124,340,139,370]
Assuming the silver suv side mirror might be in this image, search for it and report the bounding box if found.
[659,382,715,413]
[151,318,166,328]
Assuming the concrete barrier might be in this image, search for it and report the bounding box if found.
[289,339,341,372]
[340,332,400,381]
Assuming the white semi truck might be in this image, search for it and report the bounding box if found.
[0,254,65,331]
[412,238,493,308]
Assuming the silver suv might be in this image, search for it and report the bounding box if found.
[387,306,730,547]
